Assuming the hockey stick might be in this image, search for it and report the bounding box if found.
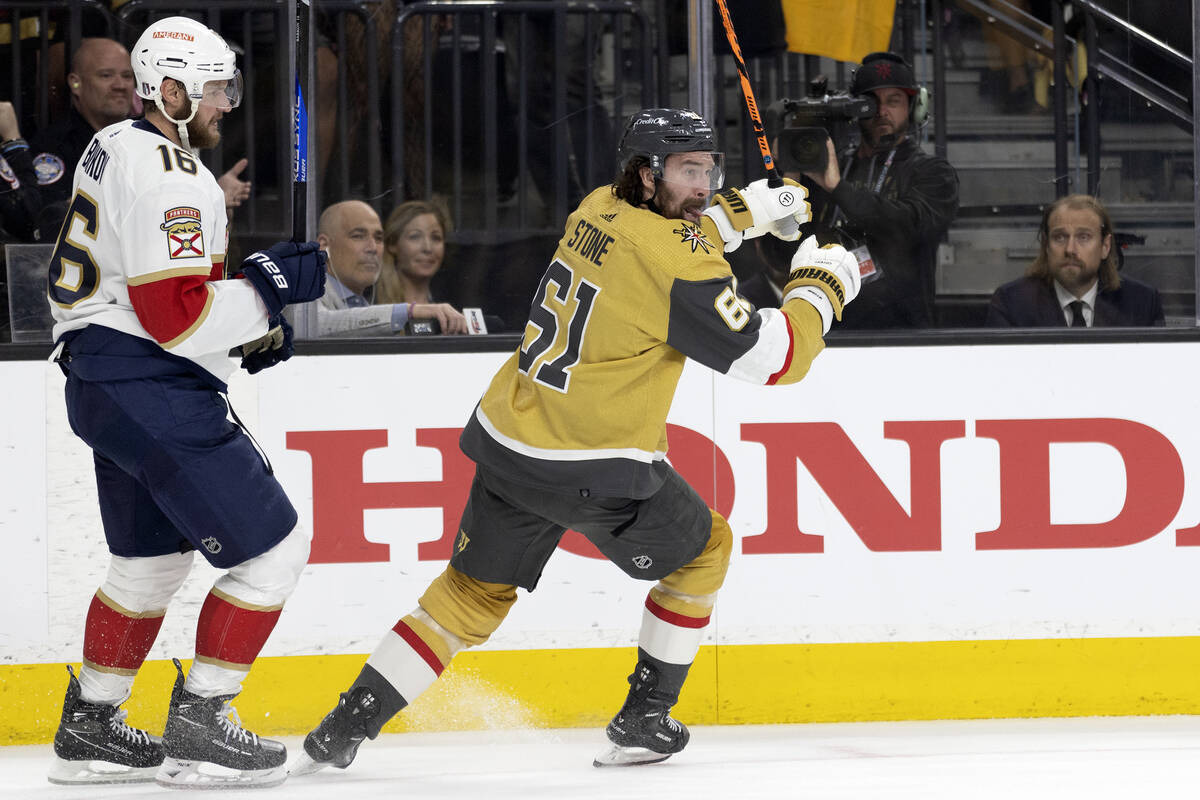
[290,0,311,242]
[713,0,783,188]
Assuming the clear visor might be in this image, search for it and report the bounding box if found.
[659,151,725,192]
[195,71,243,109]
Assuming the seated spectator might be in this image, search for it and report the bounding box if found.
[31,37,250,232]
[316,199,467,337]
[377,199,452,305]
[986,194,1164,327]
[30,38,136,231]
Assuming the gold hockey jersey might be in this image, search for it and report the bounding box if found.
[460,186,826,498]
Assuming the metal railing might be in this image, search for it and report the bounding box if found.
[389,0,655,241]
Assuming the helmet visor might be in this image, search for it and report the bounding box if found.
[196,71,243,109]
[660,151,725,192]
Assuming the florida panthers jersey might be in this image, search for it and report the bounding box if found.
[48,119,269,382]
[460,185,827,498]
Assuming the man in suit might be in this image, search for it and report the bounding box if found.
[987,194,1164,327]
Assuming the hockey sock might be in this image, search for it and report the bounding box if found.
[362,613,455,730]
[79,589,166,704]
[636,585,714,704]
[187,587,282,697]
[350,664,408,739]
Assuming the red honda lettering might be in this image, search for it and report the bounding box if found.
[740,421,964,553]
[975,418,1184,549]
[286,428,474,564]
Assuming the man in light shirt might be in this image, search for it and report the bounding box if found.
[986,194,1164,327]
[315,199,467,336]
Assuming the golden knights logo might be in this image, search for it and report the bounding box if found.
[455,528,470,554]
[160,206,205,259]
[673,221,713,254]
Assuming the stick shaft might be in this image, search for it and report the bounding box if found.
[291,0,311,242]
[713,0,782,187]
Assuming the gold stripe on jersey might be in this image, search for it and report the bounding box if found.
[209,586,285,613]
[80,657,139,677]
[95,588,167,620]
[162,285,215,350]
[126,265,214,287]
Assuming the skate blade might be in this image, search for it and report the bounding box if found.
[47,755,160,785]
[287,751,330,778]
[155,756,287,789]
[592,743,673,768]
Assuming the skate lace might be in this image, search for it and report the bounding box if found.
[662,715,682,734]
[216,703,259,746]
[108,708,151,745]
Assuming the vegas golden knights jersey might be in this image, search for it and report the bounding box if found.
[460,186,826,498]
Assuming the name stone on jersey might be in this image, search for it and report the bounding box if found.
[161,206,205,259]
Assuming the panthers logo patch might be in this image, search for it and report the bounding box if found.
[674,221,713,254]
[160,206,205,259]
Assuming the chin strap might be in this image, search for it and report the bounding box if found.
[154,95,200,154]
[642,180,663,216]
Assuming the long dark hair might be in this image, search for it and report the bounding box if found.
[611,156,650,206]
[1027,194,1119,291]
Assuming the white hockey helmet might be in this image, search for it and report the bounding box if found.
[131,16,242,110]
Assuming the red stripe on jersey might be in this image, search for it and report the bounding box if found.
[209,260,225,281]
[194,591,282,669]
[127,273,211,344]
[645,595,711,629]
[393,619,446,675]
[766,315,796,386]
[81,593,165,671]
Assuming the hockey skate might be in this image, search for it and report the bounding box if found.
[155,658,287,789]
[289,685,380,777]
[593,661,690,767]
[47,665,164,785]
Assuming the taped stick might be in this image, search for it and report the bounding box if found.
[713,0,783,187]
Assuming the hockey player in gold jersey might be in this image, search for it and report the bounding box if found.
[292,109,862,773]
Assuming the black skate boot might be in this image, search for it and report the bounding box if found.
[155,658,287,789]
[593,661,690,767]
[289,685,380,777]
[48,665,164,784]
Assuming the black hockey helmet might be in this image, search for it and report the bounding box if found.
[617,108,718,175]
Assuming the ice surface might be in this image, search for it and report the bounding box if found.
[4,717,1200,799]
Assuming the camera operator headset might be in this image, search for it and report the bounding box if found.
[798,51,958,328]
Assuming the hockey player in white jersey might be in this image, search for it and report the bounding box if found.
[46,16,326,789]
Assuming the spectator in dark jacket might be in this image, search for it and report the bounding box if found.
[987,194,1164,327]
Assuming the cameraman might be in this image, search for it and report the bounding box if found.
[799,52,959,329]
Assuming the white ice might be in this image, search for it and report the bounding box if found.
[6,717,1200,799]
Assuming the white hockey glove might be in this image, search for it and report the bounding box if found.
[702,178,811,253]
[781,236,862,334]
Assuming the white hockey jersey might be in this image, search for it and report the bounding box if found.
[48,119,269,382]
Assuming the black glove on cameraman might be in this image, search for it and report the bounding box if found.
[240,240,327,317]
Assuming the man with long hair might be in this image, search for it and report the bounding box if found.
[987,194,1163,327]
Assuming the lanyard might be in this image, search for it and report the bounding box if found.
[826,145,898,227]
